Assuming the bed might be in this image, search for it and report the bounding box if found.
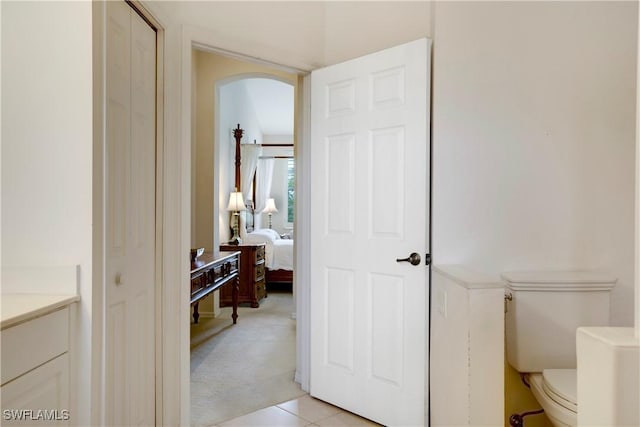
[243,226,294,284]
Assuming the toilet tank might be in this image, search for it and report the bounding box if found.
[503,271,616,373]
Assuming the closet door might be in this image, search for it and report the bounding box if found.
[105,1,156,425]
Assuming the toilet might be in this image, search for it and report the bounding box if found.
[503,271,616,427]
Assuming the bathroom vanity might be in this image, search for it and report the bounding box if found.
[1,294,79,426]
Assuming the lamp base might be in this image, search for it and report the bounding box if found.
[229,211,242,245]
[228,236,242,245]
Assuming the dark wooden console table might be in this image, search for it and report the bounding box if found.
[190,251,240,324]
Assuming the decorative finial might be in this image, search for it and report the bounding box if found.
[233,124,243,139]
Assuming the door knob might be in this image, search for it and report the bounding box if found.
[396,253,421,266]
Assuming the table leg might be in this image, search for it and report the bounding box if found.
[232,276,239,324]
[193,302,200,324]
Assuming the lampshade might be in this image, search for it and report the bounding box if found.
[227,191,246,212]
[262,198,278,214]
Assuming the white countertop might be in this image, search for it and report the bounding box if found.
[578,326,639,347]
[1,294,80,329]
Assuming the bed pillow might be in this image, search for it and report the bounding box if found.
[244,228,280,244]
[258,228,281,241]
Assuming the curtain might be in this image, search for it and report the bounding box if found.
[255,158,275,228]
[240,144,261,201]
[237,144,260,238]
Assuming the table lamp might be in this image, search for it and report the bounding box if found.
[262,198,278,229]
[227,190,246,244]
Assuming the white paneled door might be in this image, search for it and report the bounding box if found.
[310,39,431,426]
[105,1,156,425]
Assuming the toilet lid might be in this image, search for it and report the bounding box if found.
[542,369,577,413]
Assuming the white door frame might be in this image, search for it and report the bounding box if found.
[295,73,312,390]
[92,1,165,425]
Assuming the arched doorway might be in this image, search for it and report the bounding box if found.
[190,51,302,425]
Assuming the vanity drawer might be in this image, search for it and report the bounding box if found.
[1,353,69,426]
[1,307,69,385]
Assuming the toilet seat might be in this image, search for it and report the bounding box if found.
[529,372,577,427]
[542,369,577,413]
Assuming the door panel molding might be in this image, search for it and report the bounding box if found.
[309,38,431,427]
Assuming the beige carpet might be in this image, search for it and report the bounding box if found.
[190,291,306,427]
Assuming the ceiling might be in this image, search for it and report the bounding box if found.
[242,78,294,137]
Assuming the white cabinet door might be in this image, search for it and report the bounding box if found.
[105,1,156,425]
[1,354,70,426]
[310,39,431,426]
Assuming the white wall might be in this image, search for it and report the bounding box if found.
[323,1,433,65]
[432,1,637,327]
[147,1,433,71]
[1,1,93,425]
[149,1,325,71]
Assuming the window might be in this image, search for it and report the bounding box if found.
[287,158,295,225]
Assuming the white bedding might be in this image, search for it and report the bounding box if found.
[243,229,294,271]
[269,239,294,271]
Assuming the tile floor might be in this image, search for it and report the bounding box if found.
[215,394,382,427]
